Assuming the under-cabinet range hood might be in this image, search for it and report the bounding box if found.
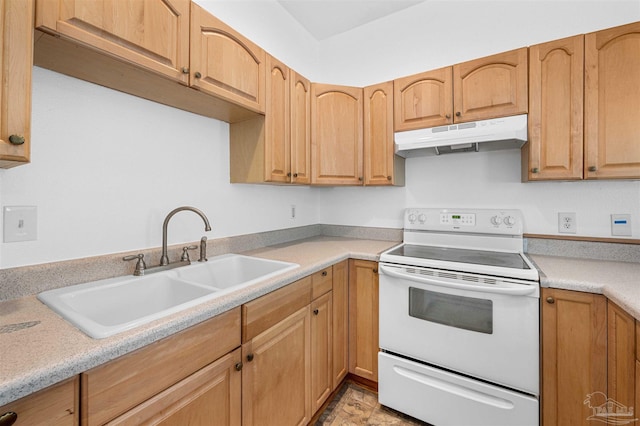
[394,114,527,158]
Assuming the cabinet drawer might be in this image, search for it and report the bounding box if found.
[82,308,241,426]
[0,377,78,426]
[242,276,312,342]
[312,267,333,299]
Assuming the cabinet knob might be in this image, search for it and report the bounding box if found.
[0,412,18,426]
[181,67,190,74]
[445,114,451,119]
[313,309,319,315]
[387,176,392,181]
[321,270,327,277]
[194,71,202,79]
[8,135,24,145]
[287,172,291,177]
[293,173,298,178]
[455,112,461,117]
[373,268,378,274]
[246,353,254,362]
[546,297,555,304]
[588,166,597,172]
[234,362,243,371]
[531,168,539,174]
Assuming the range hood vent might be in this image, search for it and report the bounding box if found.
[395,114,528,158]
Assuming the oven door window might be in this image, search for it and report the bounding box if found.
[409,287,493,334]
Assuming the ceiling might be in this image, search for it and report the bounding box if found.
[277,0,426,40]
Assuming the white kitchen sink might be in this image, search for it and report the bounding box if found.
[175,253,299,290]
[38,254,298,339]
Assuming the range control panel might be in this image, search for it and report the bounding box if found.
[405,208,524,235]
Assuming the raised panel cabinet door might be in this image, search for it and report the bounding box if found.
[348,259,379,383]
[290,71,311,184]
[190,3,265,113]
[453,47,528,123]
[332,260,349,389]
[35,0,190,84]
[585,21,640,179]
[311,292,333,413]
[393,66,453,131]
[242,306,311,426]
[0,0,33,168]
[607,301,636,414]
[107,349,242,426]
[527,35,584,181]
[541,288,607,426]
[264,55,290,183]
[364,81,397,186]
[0,376,79,426]
[311,83,363,185]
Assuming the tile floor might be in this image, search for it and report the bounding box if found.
[315,382,429,425]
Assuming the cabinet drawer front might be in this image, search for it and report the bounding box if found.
[312,267,333,299]
[106,348,242,426]
[82,308,241,426]
[242,276,312,342]
[0,377,78,426]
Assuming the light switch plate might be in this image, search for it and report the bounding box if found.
[611,214,632,237]
[3,206,37,243]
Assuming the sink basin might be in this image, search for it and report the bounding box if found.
[38,254,298,339]
[175,253,299,290]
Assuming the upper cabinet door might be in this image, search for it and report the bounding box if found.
[311,84,363,185]
[527,35,584,181]
[0,0,33,168]
[264,55,290,183]
[364,81,397,186]
[190,3,265,113]
[585,21,640,179]
[453,48,528,123]
[35,0,190,84]
[290,71,311,184]
[394,67,453,131]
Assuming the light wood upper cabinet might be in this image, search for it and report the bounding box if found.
[35,0,190,84]
[0,0,33,168]
[541,288,607,426]
[348,259,379,383]
[264,55,290,183]
[394,66,453,131]
[585,21,640,179]
[0,376,79,426]
[608,301,636,413]
[525,35,584,181]
[190,3,265,113]
[453,47,528,123]
[311,83,363,185]
[364,81,404,186]
[290,71,312,184]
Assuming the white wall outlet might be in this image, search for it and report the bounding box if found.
[290,204,296,220]
[611,214,632,236]
[558,212,576,234]
[3,206,38,243]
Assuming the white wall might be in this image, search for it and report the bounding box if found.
[1,1,639,268]
[316,1,640,239]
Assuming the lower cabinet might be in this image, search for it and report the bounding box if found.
[0,376,78,426]
[541,288,639,426]
[81,308,241,425]
[348,259,379,383]
[332,260,349,389]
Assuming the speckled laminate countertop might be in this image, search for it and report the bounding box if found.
[531,254,640,320]
[0,236,398,406]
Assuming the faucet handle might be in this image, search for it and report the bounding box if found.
[123,254,146,276]
[199,236,208,262]
[181,245,198,262]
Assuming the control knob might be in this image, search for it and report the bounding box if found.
[490,216,503,225]
[408,213,417,223]
[418,214,427,224]
[504,216,516,226]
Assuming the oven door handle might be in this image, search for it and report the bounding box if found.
[378,264,538,296]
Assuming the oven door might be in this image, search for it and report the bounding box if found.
[379,263,539,395]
